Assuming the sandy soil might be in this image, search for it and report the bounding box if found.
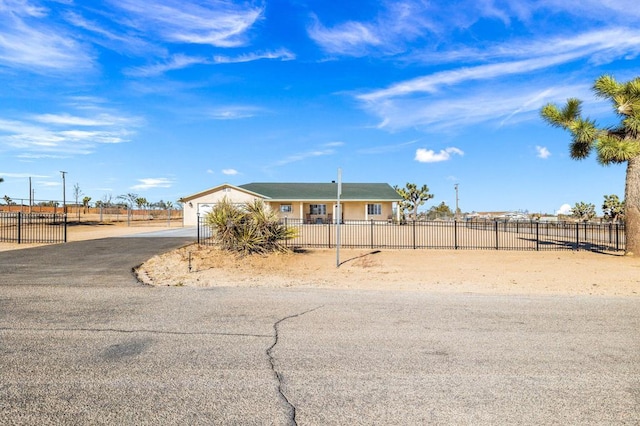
[3,224,639,296]
[137,244,640,296]
[0,222,175,252]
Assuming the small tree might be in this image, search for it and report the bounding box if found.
[602,194,624,222]
[82,196,92,213]
[424,202,454,220]
[572,202,596,222]
[394,183,434,220]
[73,183,84,221]
[205,198,297,255]
[117,193,138,209]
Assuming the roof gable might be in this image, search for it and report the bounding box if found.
[180,183,266,202]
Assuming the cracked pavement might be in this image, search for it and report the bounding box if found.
[2,236,640,424]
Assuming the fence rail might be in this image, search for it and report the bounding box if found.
[0,212,67,244]
[197,217,625,252]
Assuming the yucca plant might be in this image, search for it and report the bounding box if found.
[205,198,297,255]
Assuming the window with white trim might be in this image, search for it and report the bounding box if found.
[310,204,326,215]
[280,204,292,213]
[367,203,382,215]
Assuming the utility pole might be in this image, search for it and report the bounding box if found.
[60,171,67,214]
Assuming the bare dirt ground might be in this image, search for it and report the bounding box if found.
[0,222,170,252]
[3,224,638,296]
[137,244,640,296]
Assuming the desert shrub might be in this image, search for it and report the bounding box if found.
[204,198,297,255]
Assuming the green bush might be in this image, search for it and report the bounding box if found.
[205,198,297,255]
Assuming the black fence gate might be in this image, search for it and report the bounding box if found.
[0,212,67,244]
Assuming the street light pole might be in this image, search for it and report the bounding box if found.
[454,183,459,219]
[60,171,67,214]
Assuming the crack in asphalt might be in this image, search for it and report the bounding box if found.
[0,327,270,338]
[266,305,324,426]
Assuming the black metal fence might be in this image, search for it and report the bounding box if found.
[0,212,67,244]
[197,217,625,252]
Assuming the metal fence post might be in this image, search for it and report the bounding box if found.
[197,214,200,244]
[535,221,539,251]
[371,220,374,249]
[412,220,416,249]
[575,222,580,250]
[17,212,22,244]
[495,220,499,250]
[616,223,620,252]
[454,219,458,249]
[63,214,67,243]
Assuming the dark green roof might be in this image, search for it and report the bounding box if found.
[239,182,401,201]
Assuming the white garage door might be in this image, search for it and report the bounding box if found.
[198,203,213,217]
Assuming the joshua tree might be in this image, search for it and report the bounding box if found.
[82,196,92,213]
[602,194,624,222]
[571,202,596,222]
[394,183,434,220]
[541,75,640,255]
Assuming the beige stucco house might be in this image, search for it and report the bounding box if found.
[180,182,402,226]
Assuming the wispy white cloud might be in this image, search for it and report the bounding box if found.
[222,169,238,175]
[360,83,592,132]
[0,172,49,178]
[32,112,137,127]
[0,2,94,73]
[213,49,295,64]
[535,146,551,159]
[359,51,594,102]
[307,1,434,56]
[270,146,339,168]
[308,19,381,56]
[208,106,264,120]
[125,54,210,77]
[358,140,417,154]
[0,101,142,157]
[405,28,640,66]
[109,0,263,47]
[355,27,640,131]
[62,10,159,57]
[415,147,463,163]
[130,177,173,190]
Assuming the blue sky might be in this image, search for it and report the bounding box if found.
[1,0,639,214]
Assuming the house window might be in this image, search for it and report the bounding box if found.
[280,204,292,213]
[367,204,382,215]
[310,204,326,215]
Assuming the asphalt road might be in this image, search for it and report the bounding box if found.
[1,237,639,425]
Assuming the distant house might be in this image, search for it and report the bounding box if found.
[180,182,402,226]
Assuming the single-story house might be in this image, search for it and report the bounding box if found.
[180,182,402,226]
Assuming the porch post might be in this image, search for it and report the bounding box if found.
[299,202,304,221]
